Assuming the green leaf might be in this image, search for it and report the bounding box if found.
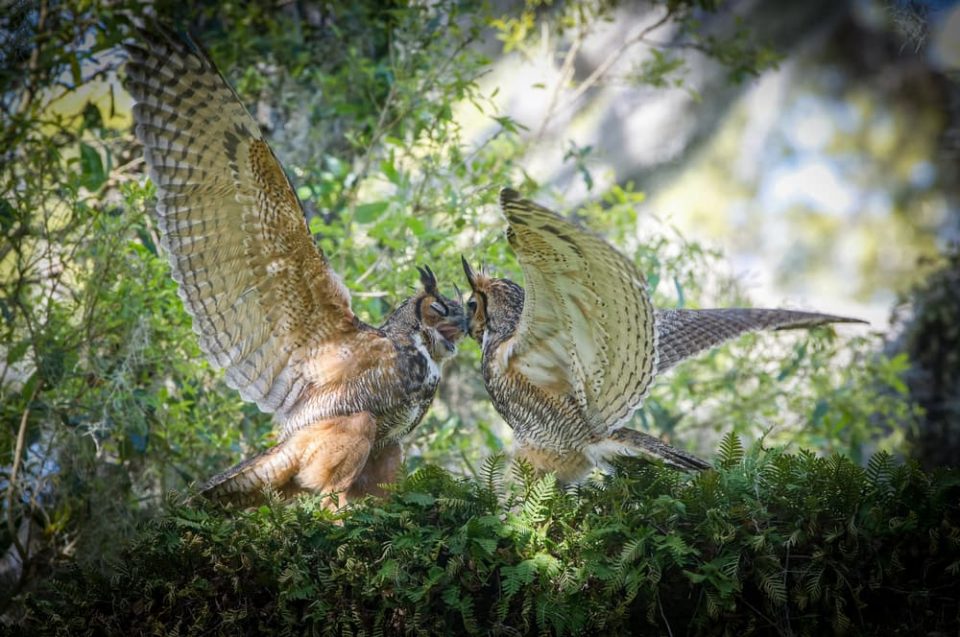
[79,142,105,191]
[69,53,82,87]
[404,216,426,237]
[354,201,389,223]
[6,339,29,366]
[0,198,14,232]
[82,102,103,130]
[402,492,436,506]
[647,272,660,292]
[380,158,400,185]
[810,399,829,426]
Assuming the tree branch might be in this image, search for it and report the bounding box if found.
[562,9,674,111]
[6,379,41,564]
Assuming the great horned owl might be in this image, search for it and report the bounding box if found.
[125,24,468,507]
[462,189,865,482]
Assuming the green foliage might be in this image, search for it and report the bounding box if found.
[490,0,781,86]
[22,448,960,636]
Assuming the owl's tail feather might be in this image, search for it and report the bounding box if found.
[607,428,711,472]
[200,440,300,506]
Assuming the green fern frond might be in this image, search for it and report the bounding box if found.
[617,536,647,567]
[717,431,744,468]
[480,452,507,495]
[756,562,787,605]
[520,474,557,526]
[28,450,960,636]
[501,560,537,598]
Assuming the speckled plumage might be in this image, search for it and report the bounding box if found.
[125,23,467,507]
[463,189,866,482]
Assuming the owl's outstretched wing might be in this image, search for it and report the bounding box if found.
[126,25,367,416]
[498,189,657,443]
[654,308,868,374]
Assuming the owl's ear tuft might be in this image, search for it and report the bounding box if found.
[460,255,478,292]
[417,265,439,296]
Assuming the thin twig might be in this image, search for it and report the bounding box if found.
[656,588,674,637]
[562,10,674,111]
[741,597,784,635]
[7,380,41,563]
[351,82,398,201]
[353,254,385,286]
[348,34,476,205]
[534,27,584,143]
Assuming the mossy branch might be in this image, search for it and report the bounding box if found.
[22,445,960,636]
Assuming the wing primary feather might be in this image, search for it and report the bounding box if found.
[497,188,657,447]
[126,23,366,417]
[655,308,866,374]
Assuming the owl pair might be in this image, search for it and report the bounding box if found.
[126,25,864,507]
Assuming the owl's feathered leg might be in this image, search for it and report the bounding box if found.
[602,428,711,472]
[515,444,596,483]
[516,428,710,484]
[201,412,377,508]
[346,441,402,500]
[654,308,867,375]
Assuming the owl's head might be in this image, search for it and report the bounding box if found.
[385,265,468,363]
[461,257,525,343]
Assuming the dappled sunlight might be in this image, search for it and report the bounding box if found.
[460,4,955,333]
[647,56,950,326]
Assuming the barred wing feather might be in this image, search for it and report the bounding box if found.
[498,189,657,441]
[126,25,364,416]
[654,308,868,374]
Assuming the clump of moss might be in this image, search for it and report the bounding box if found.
[20,439,960,636]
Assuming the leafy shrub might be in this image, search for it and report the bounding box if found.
[22,441,960,636]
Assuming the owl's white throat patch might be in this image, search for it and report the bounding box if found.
[412,333,441,385]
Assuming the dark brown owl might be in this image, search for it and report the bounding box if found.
[125,24,467,507]
[462,189,866,482]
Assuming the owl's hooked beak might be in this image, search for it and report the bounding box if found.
[451,282,471,336]
[435,322,461,352]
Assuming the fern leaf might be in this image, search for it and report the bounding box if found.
[717,431,744,468]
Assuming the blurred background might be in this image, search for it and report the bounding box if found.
[1,0,957,607]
